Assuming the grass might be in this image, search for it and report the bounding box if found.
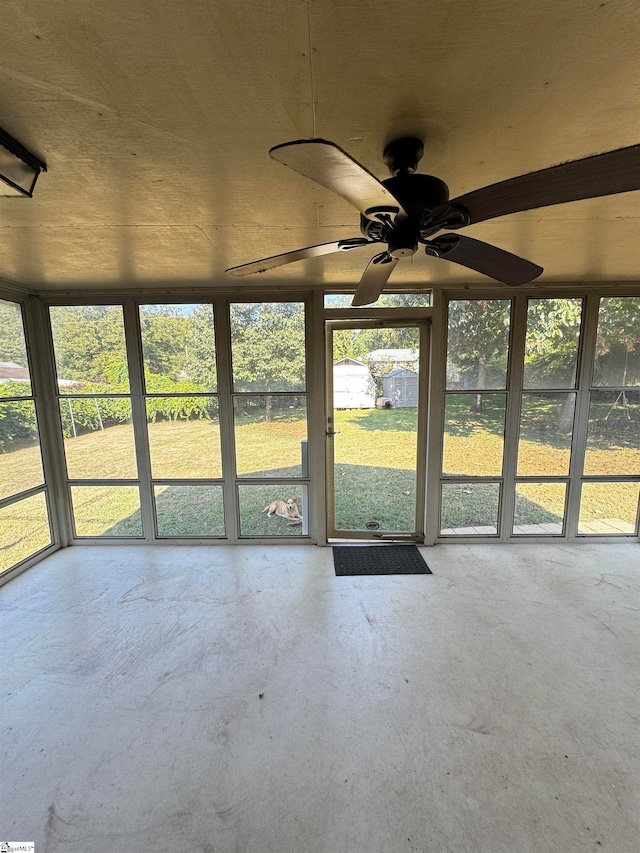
[441,482,502,531]
[440,395,639,530]
[1,401,639,570]
[0,436,45,502]
[0,491,51,573]
[332,408,417,530]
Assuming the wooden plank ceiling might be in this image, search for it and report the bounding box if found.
[0,0,638,291]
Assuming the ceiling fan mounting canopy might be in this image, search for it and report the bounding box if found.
[382,136,425,175]
[225,134,640,306]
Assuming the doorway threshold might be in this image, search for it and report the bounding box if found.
[328,537,422,546]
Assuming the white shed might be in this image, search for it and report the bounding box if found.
[383,367,419,408]
[333,358,376,409]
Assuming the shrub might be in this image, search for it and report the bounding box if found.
[0,399,38,449]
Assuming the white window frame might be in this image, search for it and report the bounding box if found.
[430,285,640,544]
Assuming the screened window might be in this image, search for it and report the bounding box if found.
[442,393,506,477]
[510,298,585,536]
[523,298,582,389]
[440,293,638,540]
[440,299,511,537]
[50,305,130,392]
[230,302,306,392]
[50,304,141,538]
[592,296,640,387]
[516,393,575,477]
[578,296,640,536]
[140,304,224,538]
[324,293,431,308]
[230,302,309,537]
[446,299,511,390]
[1,298,52,573]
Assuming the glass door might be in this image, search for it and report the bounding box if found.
[326,321,428,540]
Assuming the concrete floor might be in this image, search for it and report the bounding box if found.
[1,543,638,853]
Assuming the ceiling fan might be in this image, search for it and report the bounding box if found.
[225,136,640,306]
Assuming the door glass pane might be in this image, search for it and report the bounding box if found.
[0,492,51,573]
[443,393,506,476]
[230,302,305,392]
[578,482,639,535]
[513,483,566,534]
[593,297,640,387]
[446,299,511,390]
[50,305,130,393]
[0,299,31,396]
[0,400,44,500]
[71,486,142,536]
[440,483,500,535]
[584,390,640,475]
[140,304,217,392]
[517,393,575,476]
[238,484,306,536]
[523,298,582,389]
[332,327,420,533]
[333,417,417,531]
[154,485,225,536]
[234,396,307,478]
[61,399,137,479]
[146,397,221,478]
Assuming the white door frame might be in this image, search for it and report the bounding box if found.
[324,316,431,542]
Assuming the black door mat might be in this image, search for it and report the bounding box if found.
[333,545,432,576]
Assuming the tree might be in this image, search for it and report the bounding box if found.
[228,302,306,420]
[0,300,28,365]
[139,305,189,381]
[0,383,37,448]
[49,305,128,386]
[182,305,217,391]
[523,298,583,389]
[446,299,511,412]
[332,329,370,362]
[48,304,194,391]
[523,298,583,432]
[593,296,640,387]
[524,297,639,431]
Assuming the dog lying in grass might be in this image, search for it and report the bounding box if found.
[262,497,303,526]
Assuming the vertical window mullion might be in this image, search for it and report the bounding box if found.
[414,320,430,541]
[214,298,239,542]
[308,291,326,543]
[43,302,77,543]
[565,292,600,538]
[123,299,155,540]
[501,294,525,539]
[427,290,447,543]
[26,296,67,546]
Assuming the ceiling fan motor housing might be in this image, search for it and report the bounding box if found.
[359,171,451,250]
[383,173,450,217]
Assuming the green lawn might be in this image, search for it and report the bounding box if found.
[332,408,417,530]
[1,401,639,570]
[440,395,639,531]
